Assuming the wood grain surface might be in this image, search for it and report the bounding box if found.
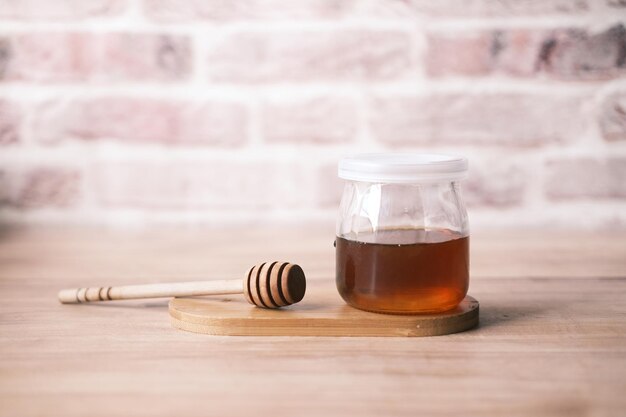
[1,225,625,417]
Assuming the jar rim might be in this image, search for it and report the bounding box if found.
[338,153,468,183]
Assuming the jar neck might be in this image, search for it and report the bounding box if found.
[336,180,469,239]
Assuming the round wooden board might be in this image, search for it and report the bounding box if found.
[169,283,479,337]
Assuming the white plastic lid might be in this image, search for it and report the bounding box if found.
[338,153,468,183]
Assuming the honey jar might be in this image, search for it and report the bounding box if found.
[335,153,469,314]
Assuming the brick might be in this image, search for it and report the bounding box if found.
[0,100,20,145]
[94,160,308,210]
[398,0,589,16]
[177,102,249,146]
[0,33,191,83]
[545,158,626,199]
[0,167,81,209]
[370,93,584,147]
[607,0,626,8]
[143,0,356,21]
[426,24,626,80]
[33,98,248,146]
[262,97,357,144]
[600,92,626,141]
[463,161,526,208]
[541,25,626,80]
[426,30,544,77]
[426,32,494,77]
[0,0,125,20]
[206,30,413,83]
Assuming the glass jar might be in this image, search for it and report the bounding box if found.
[335,153,469,314]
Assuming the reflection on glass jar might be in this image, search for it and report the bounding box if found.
[335,154,470,314]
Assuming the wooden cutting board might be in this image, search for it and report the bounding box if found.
[169,282,479,337]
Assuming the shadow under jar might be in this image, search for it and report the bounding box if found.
[335,153,470,314]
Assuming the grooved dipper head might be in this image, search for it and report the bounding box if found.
[243,262,306,308]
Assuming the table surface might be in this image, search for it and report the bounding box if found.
[1,225,625,417]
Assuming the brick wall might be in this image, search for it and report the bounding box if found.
[0,0,625,230]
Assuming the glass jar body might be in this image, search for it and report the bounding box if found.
[335,180,469,314]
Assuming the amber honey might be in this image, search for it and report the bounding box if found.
[335,228,469,314]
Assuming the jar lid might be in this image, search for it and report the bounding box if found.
[338,153,468,183]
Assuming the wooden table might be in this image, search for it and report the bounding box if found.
[1,226,625,417]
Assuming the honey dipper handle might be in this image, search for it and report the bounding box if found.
[58,279,243,304]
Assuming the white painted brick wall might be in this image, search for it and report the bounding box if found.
[0,0,625,230]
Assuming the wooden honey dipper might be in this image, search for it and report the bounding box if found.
[58,262,306,309]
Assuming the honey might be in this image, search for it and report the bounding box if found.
[335,228,469,314]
